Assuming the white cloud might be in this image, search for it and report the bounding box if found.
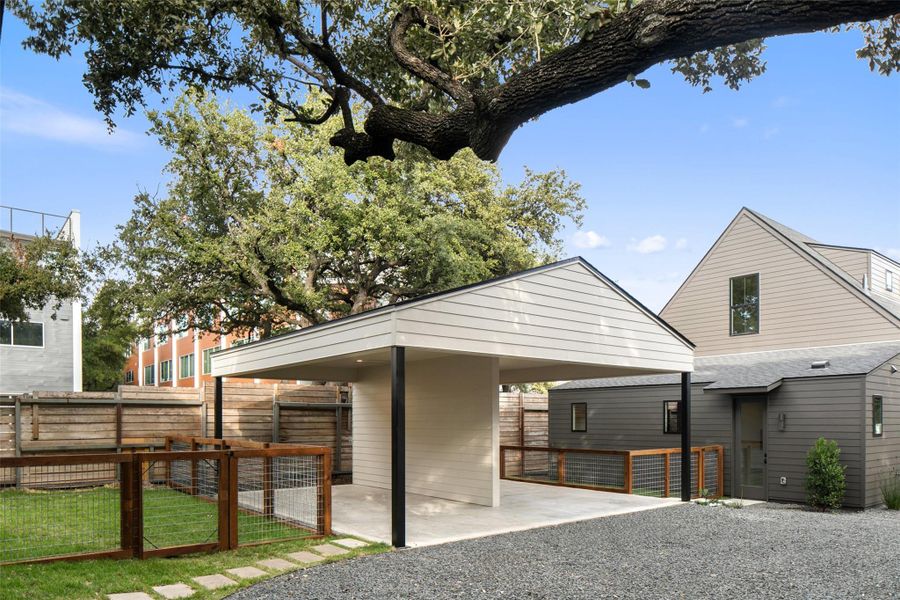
[763,126,780,140]
[628,235,667,254]
[572,230,612,250]
[674,238,688,250]
[732,117,749,129]
[0,87,142,149]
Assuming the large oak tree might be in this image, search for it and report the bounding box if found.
[10,1,899,164]
[102,92,584,336]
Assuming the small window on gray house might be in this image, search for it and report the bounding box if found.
[887,271,894,293]
[664,401,680,434]
[730,274,760,336]
[873,395,883,437]
[571,403,587,432]
[0,321,43,346]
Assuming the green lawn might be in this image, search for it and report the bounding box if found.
[0,485,311,563]
[0,536,390,600]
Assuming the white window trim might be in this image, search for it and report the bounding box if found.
[0,320,45,349]
[886,270,894,293]
[160,359,173,382]
[144,364,156,385]
[179,353,195,378]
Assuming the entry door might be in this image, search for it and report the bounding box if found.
[734,397,767,500]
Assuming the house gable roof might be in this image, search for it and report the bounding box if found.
[552,341,900,392]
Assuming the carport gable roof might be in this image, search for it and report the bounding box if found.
[552,341,900,393]
[211,257,695,382]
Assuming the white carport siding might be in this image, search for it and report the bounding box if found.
[211,257,695,547]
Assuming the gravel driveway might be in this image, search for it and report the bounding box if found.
[229,503,899,600]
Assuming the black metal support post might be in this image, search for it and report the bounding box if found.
[680,371,692,501]
[214,376,223,440]
[391,346,406,548]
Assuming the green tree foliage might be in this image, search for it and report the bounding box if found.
[10,1,898,163]
[805,437,847,510]
[102,92,584,336]
[0,234,86,322]
[82,281,141,391]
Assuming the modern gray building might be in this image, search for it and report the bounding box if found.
[0,206,83,395]
[550,208,900,508]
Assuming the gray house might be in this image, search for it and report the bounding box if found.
[550,208,900,508]
[0,206,83,395]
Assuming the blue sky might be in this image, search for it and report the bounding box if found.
[2,17,898,310]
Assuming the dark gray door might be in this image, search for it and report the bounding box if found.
[734,396,767,500]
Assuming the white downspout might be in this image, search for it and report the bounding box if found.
[69,210,83,392]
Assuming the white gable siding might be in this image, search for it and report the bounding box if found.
[661,212,900,356]
[394,263,693,372]
[211,312,393,377]
[870,253,900,299]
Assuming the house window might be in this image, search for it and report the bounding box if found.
[144,364,155,385]
[124,370,134,384]
[571,403,587,432]
[873,395,883,437]
[664,401,680,434]
[141,338,151,351]
[160,360,172,382]
[202,347,218,374]
[887,271,894,292]
[0,321,44,347]
[179,353,195,378]
[730,273,760,336]
[156,326,169,346]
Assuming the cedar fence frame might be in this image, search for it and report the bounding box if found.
[500,444,725,498]
[0,436,331,566]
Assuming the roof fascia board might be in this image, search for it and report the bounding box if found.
[743,210,900,327]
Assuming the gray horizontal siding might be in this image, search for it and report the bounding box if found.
[549,384,733,494]
[0,304,74,394]
[765,376,865,508]
[865,353,900,507]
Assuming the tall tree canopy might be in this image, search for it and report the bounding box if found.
[0,234,86,322]
[82,280,141,391]
[10,1,899,164]
[103,93,583,336]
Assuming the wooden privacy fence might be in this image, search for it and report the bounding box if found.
[0,383,352,480]
[0,437,331,565]
[500,444,724,499]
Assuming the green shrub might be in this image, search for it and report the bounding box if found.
[805,437,846,510]
[881,473,900,510]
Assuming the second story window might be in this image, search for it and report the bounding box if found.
[179,353,195,378]
[141,338,151,351]
[202,347,219,375]
[0,320,44,347]
[730,273,760,336]
[160,359,172,382]
[887,270,894,293]
[124,370,134,384]
[144,364,155,385]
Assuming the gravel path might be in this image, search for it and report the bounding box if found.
[229,503,900,600]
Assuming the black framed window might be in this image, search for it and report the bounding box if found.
[730,273,760,335]
[571,403,587,432]
[664,401,680,434]
[873,395,883,437]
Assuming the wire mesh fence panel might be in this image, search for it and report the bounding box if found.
[0,459,123,563]
[502,448,524,479]
[631,454,666,497]
[702,449,720,497]
[140,456,219,552]
[235,454,323,545]
[563,452,625,489]
[522,450,557,482]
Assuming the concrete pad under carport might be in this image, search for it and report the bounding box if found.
[332,480,679,547]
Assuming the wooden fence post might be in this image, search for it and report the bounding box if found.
[263,454,274,518]
[499,447,506,480]
[14,398,22,487]
[190,439,199,495]
[321,450,332,535]
[120,454,134,555]
[229,453,238,549]
[697,449,705,497]
[131,453,144,558]
[624,452,633,494]
[717,446,725,497]
[217,453,232,551]
[272,400,280,443]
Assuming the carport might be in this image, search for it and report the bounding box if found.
[211,257,695,547]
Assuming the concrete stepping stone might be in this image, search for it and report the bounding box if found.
[286,550,325,564]
[257,558,297,571]
[332,538,369,549]
[192,574,237,590]
[312,543,350,556]
[152,583,195,599]
[226,566,268,580]
[108,594,154,600]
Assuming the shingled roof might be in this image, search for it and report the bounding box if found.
[553,341,900,393]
